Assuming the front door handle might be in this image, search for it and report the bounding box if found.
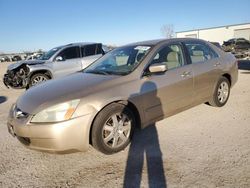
[181,71,191,77]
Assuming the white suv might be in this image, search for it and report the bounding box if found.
[3,42,105,89]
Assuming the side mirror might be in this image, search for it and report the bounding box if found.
[149,63,168,74]
[55,56,64,61]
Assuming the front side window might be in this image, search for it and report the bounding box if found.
[57,47,80,60]
[84,45,152,75]
[150,44,184,70]
[184,42,218,64]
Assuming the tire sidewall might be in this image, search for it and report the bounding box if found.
[29,73,49,88]
[91,103,135,154]
[213,77,230,107]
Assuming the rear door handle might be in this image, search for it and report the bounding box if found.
[181,71,191,77]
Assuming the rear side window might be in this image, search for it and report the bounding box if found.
[81,44,103,57]
[96,43,103,54]
[184,42,218,64]
[57,47,80,60]
[84,44,96,56]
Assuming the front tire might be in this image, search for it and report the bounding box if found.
[91,103,135,154]
[29,73,49,88]
[208,77,230,107]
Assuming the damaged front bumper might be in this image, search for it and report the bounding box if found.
[3,67,30,89]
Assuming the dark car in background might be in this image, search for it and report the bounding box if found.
[222,38,250,59]
[210,42,223,50]
[0,56,11,62]
[12,55,22,61]
[222,38,250,52]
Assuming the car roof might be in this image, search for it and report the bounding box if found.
[123,38,208,47]
[55,42,101,49]
[125,39,165,46]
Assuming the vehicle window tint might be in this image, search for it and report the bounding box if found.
[96,44,103,54]
[58,47,80,60]
[184,42,218,64]
[151,44,184,70]
[82,44,96,57]
[80,47,84,57]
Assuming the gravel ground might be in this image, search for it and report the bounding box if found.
[0,62,249,188]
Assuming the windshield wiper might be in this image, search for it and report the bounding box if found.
[85,70,128,76]
[85,70,111,75]
[108,71,127,76]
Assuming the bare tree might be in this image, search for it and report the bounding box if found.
[161,24,174,39]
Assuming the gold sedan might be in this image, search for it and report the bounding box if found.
[7,38,238,154]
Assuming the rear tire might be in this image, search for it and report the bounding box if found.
[208,77,230,107]
[29,73,49,88]
[91,103,135,154]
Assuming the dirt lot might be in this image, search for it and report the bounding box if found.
[0,62,249,188]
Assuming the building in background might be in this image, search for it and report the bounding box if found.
[176,23,250,44]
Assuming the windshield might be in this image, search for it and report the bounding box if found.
[84,45,152,75]
[38,47,62,60]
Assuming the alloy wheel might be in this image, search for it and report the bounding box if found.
[217,81,229,103]
[31,75,48,86]
[102,113,131,148]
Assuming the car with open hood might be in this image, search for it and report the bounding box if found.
[7,38,238,154]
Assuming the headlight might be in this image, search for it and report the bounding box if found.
[31,99,80,123]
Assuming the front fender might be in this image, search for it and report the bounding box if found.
[28,64,54,79]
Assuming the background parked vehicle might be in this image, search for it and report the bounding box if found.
[26,52,44,60]
[210,42,223,50]
[222,38,250,59]
[0,56,11,62]
[102,45,115,53]
[7,38,238,155]
[222,38,250,52]
[3,42,105,89]
[11,55,22,61]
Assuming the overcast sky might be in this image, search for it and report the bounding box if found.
[0,0,250,53]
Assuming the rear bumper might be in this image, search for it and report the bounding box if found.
[7,114,93,153]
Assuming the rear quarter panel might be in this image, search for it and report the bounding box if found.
[221,52,238,87]
[208,42,238,88]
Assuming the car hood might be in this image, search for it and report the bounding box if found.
[8,60,46,70]
[17,72,120,114]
